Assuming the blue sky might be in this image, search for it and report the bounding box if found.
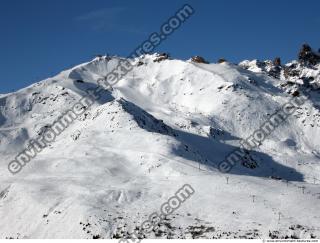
[1,0,319,94]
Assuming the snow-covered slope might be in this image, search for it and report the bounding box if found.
[0,53,320,239]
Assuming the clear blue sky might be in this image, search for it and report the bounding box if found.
[1,0,319,94]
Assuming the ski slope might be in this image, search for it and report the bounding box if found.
[0,54,319,239]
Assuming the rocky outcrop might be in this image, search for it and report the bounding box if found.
[153,53,170,63]
[298,44,320,65]
[191,56,209,64]
[239,44,320,90]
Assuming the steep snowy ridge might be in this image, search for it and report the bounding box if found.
[0,53,320,239]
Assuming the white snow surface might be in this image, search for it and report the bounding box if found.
[0,55,320,239]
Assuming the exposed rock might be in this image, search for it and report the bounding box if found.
[298,43,320,65]
[191,56,209,64]
[291,90,300,97]
[217,58,227,64]
[273,57,281,66]
[137,61,144,66]
[154,53,170,63]
[283,64,300,79]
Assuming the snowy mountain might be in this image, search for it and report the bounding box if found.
[0,47,320,239]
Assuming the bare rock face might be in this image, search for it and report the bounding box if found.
[217,58,227,64]
[153,53,170,63]
[298,43,320,65]
[191,56,209,64]
[273,57,281,66]
[291,90,300,97]
[239,44,320,91]
[269,57,282,78]
[239,59,282,79]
